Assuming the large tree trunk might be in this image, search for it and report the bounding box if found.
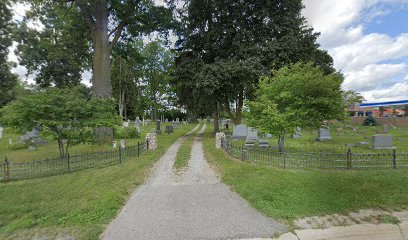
[92,0,112,98]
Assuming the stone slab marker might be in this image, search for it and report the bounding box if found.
[372,134,394,149]
[0,127,3,139]
[317,128,332,141]
[215,132,226,149]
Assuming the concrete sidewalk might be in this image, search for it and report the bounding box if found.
[262,220,408,240]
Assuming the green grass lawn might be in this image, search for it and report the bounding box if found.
[203,124,408,227]
[0,123,177,164]
[0,123,196,240]
[174,125,200,171]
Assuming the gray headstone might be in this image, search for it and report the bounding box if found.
[383,124,389,133]
[245,138,256,147]
[372,134,394,149]
[156,120,161,133]
[317,128,332,141]
[232,124,248,139]
[291,127,302,138]
[165,126,174,134]
[247,127,258,140]
[28,146,38,151]
[258,139,270,148]
[0,127,3,139]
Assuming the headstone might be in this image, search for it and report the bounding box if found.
[176,118,179,122]
[135,117,141,133]
[18,127,46,144]
[165,126,174,134]
[372,134,394,149]
[207,116,211,123]
[291,127,302,138]
[0,127,3,139]
[156,120,161,134]
[265,133,272,138]
[8,138,12,145]
[172,121,179,129]
[120,139,126,149]
[28,146,38,151]
[112,141,117,148]
[247,127,258,140]
[123,120,129,128]
[317,128,332,141]
[221,119,227,129]
[244,138,257,148]
[232,124,248,139]
[258,139,270,148]
[165,118,168,123]
[383,124,389,133]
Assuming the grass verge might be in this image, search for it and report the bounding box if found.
[203,124,408,226]
[0,123,196,240]
[174,127,199,171]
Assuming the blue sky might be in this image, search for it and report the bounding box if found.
[303,0,408,102]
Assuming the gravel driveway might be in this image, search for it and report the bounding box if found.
[103,122,287,240]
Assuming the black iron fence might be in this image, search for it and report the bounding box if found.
[1,141,149,181]
[221,139,408,170]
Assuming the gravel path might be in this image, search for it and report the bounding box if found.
[103,121,287,240]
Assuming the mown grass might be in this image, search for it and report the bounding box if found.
[0,123,175,164]
[0,123,196,240]
[203,124,408,226]
[174,126,200,171]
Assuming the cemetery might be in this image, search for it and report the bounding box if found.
[1,0,408,239]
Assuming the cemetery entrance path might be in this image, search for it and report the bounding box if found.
[103,122,287,240]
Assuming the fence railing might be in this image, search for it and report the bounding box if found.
[1,141,149,181]
[221,139,408,170]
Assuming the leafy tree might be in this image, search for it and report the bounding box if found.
[111,42,145,119]
[343,90,365,108]
[15,3,91,88]
[141,41,174,121]
[22,0,174,98]
[0,88,121,158]
[175,0,335,128]
[0,0,18,107]
[246,63,344,152]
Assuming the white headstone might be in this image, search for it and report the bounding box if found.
[120,139,126,149]
[0,127,3,139]
[123,121,129,128]
[112,141,117,148]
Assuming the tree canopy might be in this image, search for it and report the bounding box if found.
[246,63,344,152]
[174,0,335,128]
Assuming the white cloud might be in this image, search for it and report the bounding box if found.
[343,63,406,91]
[303,0,408,102]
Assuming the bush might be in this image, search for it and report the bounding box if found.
[114,126,140,139]
[362,115,379,126]
[8,142,29,150]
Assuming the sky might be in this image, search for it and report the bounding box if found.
[8,1,408,103]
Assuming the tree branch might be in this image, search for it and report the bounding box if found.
[109,20,126,50]
[75,0,96,37]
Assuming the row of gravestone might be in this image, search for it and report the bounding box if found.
[231,124,395,150]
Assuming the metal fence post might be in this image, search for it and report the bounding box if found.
[347,147,352,170]
[137,142,140,157]
[392,149,396,169]
[4,157,10,181]
[67,153,70,172]
[119,147,123,164]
